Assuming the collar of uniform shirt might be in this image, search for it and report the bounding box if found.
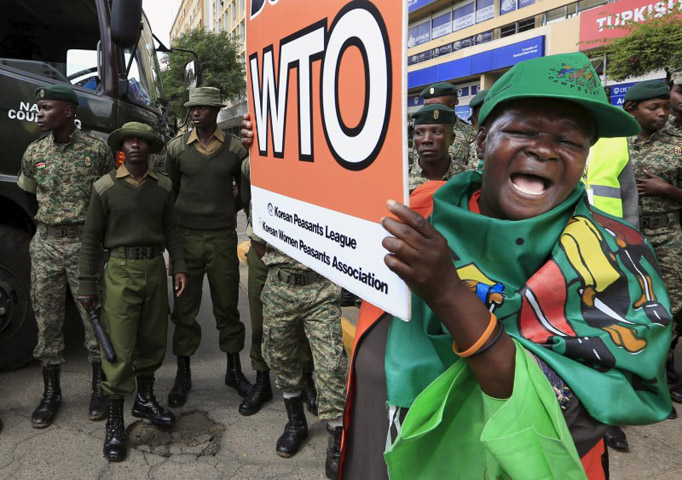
[116,162,158,185]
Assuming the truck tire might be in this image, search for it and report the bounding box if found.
[0,225,36,371]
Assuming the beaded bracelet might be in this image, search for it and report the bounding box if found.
[452,312,498,358]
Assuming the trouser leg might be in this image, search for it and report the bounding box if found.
[64,239,101,363]
[133,257,169,378]
[100,259,144,398]
[247,246,269,372]
[262,272,303,393]
[302,280,346,421]
[30,232,68,367]
[171,228,205,356]
[206,229,245,354]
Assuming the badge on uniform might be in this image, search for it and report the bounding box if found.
[85,156,92,166]
[38,89,45,98]
[35,161,46,170]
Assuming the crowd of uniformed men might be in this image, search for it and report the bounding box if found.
[2,68,682,478]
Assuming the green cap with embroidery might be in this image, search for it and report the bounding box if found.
[479,52,640,138]
[108,121,165,153]
[35,84,78,105]
[624,80,670,101]
[412,104,456,125]
[420,82,457,99]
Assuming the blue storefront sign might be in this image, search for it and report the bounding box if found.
[453,2,475,32]
[456,105,471,121]
[408,94,424,107]
[408,0,439,13]
[476,0,495,22]
[408,36,545,89]
[607,79,664,107]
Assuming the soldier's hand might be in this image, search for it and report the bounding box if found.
[241,113,254,148]
[76,294,97,312]
[637,170,671,197]
[174,273,188,297]
[252,240,266,259]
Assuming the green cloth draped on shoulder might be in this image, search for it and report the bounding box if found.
[385,339,586,480]
[386,171,672,425]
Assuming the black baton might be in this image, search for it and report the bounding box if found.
[88,306,116,362]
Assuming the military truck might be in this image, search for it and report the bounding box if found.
[0,0,172,369]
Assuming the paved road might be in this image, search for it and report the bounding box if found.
[1,213,681,479]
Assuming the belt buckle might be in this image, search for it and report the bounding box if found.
[129,247,142,260]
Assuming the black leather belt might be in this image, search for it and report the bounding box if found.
[41,223,83,239]
[640,213,672,230]
[108,246,164,260]
[273,267,322,286]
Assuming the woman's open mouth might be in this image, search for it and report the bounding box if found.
[510,173,551,196]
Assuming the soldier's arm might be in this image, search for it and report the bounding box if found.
[162,186,187,275]
[99,142,115,174]
[165,141,181,200]
[619,160,639,227]
[78,189,107,297]
[17,149,38,216]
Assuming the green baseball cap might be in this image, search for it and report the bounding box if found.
[108,122,164,154]
[479,53,640,138]
[420,82,457,99]
[469,89,488,109]
[184,87,226,108]
[35,84,78,105]
[412,104,456,125]
[624,80,669,101]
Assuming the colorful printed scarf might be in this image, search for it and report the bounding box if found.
[385,171,672,426]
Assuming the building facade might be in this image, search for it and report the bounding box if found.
[407,0,675,120]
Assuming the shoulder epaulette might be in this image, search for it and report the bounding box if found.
[25,135,49,152]
[167,132,190,156]
[228,135,247,158]
[156,174,173,192]
[93,171,116,195]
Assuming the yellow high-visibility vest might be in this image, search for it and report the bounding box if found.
[583,137,629,218]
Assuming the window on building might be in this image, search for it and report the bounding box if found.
[578,0,608,12]
[518,17,535,32]
[544,6,567,24]
[453,1,475,32]
[432,9,452,39]
[500,22,517,38]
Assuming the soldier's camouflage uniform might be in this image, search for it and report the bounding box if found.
[17,129,113,366]
[261,247,346,420]
[629,124,682,316]
[667,114,682,135]
[408,118,476,191]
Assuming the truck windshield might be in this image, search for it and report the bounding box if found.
[0,0,102,91]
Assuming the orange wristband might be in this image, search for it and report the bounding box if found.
[452,312,498,358]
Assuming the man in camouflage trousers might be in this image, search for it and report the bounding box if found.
[409,82,475,174]
[261,248,347,479]
[17,84,113,428]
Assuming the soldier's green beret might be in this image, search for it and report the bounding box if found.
[479,52,640,138]
[35,84,78,105]
[420,82,457,99]
[108,121,164,154]
[469,89,488,109]
[412,104,456,125]
[624,80,670,102]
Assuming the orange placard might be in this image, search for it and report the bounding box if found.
[247,0,410,319]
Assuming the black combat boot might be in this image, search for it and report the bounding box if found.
[325,425,343,479]
[131,376,176,427]
[89,361,107,421]
[238,371,273,416]
[276,395,308,457]
[225,353,253,397]
[302,371,318,416]
[168,356,191,407]
[103,397,126,462]
[31,365,62,428]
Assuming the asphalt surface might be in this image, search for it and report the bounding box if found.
[1,213,681,479]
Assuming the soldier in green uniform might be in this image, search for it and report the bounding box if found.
[623,80,682,405]
[237,158,318,417]
[17,85,113,429]
[239,120,347,480]
[409,82,476,173]
[165,87,252,407]
[408,104,457,192]
[77,122,188,462]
